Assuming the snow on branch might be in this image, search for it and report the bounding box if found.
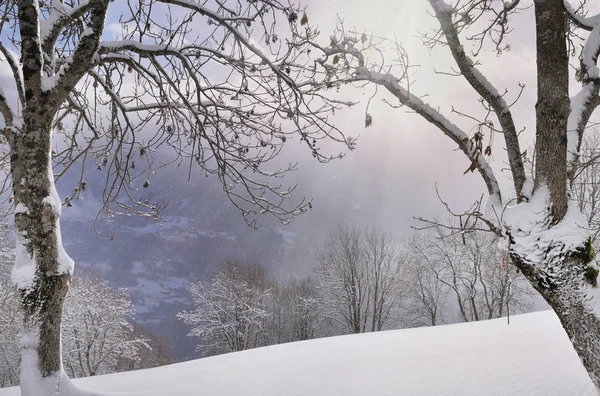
[564,0,600,31]
[0,42,25,107]
[354,69,501,201]
[311,33,501,202]
[40,0,98,52]
[41,2,109,104]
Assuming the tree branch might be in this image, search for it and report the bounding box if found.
[40,0,101,55]
[0,42,25,107]
[353,68,501,201]
[566,6,600,181]
[564,0,599,31]
[0,87,15,128]
[43,1,109,110]
[429,0,526,200]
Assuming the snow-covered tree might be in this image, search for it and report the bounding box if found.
[115,324,173,372]
[309,0,600,384]
[0,1,352,393]
[179,260,272,356]
[61,273,148,378]
[1,268,149,387]
[316,224,404,334]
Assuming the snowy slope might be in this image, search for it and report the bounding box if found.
[1,310,598,396]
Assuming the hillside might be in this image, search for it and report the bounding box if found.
[2,310,598,396]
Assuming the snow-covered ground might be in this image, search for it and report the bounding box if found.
[1,310,598,396]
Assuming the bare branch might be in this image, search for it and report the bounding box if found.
[353,68,501,201]
[428,0,526,200]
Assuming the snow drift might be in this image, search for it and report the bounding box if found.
[1,310,598,396]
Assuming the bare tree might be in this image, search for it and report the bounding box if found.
[281,277,321,342]
[61,272,149,378]
[409,228,534,324]
[315,224,403,333]
[572,126,600,242]
[403,241,447,327]
[0,0,353,392]
[363,227,405,331]
[263,277,320,345]
[305,0,600,385]
[316,224,369,334]
[179,260,272,356]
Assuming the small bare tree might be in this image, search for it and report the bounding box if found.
[281,277,321,342]
[316,224,369,334]
[316,224,403,333]
[403,241,447,327]
[363,227,405,331]
[61,272,149,378]
[179,260,272,356]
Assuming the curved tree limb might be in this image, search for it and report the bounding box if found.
[353,68,501,201]
[429,0,526,201]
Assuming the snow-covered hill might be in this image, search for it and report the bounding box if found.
[1,310,598,396]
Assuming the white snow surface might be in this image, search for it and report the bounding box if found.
[48,157,74,277]
[1,310,599,396]
[504,184,589,277]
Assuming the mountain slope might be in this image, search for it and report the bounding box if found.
[2,310,598,396]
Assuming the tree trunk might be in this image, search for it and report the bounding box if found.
[535,273,600,387]
[528,0,600,387]
[533,0,570,220]
[11,116,73,395]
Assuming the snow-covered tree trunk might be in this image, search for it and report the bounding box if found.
[505,186,600,386]
[11,119,73,395]
[9,1,106,392]
[537,279,600,385]
[11,117,74,394]
[508,0,600,386]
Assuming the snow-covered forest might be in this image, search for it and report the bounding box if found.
[2,0,600,394]
[178,225,535,358]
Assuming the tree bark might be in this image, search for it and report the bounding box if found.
[527,0,600,386]
[513,253,600,388]
[12,113,72,394]
[544,287,600,387]
[533,0,570,221]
